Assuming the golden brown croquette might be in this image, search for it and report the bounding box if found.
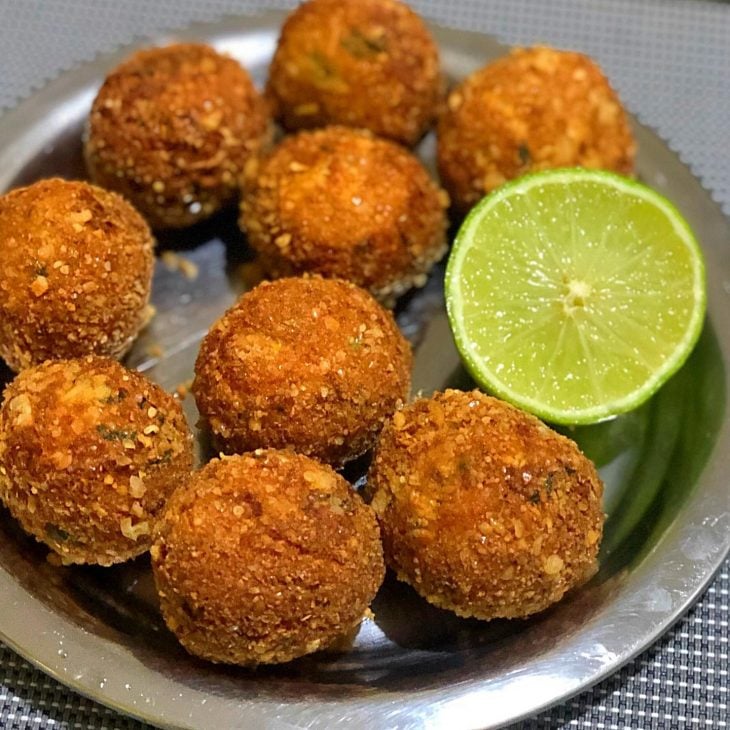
[86,43,271,228]
[193,277,412,467]
[241,126,449,301]
[151,450,384,665]
[266,0,442,145]
[437,46,636,214]
[0,179,154,372]
[367,389,604,620]
[0,357,193,566]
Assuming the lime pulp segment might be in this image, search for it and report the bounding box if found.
[445,169,707,424]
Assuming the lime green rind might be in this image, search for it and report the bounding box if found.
[445,168,707,425]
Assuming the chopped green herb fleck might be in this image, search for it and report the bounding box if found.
[341,28,388,58]
[309,51,340,81]
[148,449,173,466]
[102,388,129,404]
[45,523,70,542]
[529,491,541,505]
[96,424,137,442]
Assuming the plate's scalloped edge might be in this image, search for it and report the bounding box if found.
[630,109,730,218]
[0,5,282,113]
[513,547,730,727]
[1,33,142,113]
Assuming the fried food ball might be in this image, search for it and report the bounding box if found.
[266,0,442,145]
[86,43,270,229]
[151,450,384,665]
[193,277,412,467]
[367,389,604,620]
[437,46,636,214]
[241,126,449,301]
[0,356,193,566]
[0,179,154,372]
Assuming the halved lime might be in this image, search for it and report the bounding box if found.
[445,168,707,425]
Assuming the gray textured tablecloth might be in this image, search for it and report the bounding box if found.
[0,1,728,728]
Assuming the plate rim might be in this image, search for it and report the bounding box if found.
[0,9,728,730]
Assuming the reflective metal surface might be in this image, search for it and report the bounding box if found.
[0,12,728,730]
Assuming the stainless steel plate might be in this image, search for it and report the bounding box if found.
[0,11,728,730]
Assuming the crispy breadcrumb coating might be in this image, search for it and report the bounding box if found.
[86,43,271,228]
[241,126,449,301]
[367,389,604,620]
[193,277,412,467]
[0,179,154,372]
[437,46,636,213]
[151,450,384,665]
[266,0,442,145]
[0,357,193,565]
